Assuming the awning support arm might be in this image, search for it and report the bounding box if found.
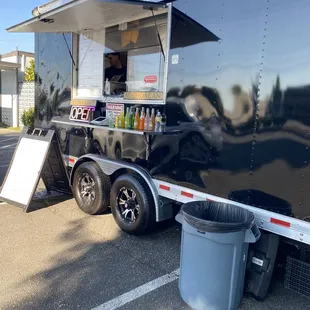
[62,33,76,68]
[150,8,165,61]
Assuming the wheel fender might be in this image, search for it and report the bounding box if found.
[71,154,161,221]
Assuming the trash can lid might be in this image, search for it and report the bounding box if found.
[181,201,255,233]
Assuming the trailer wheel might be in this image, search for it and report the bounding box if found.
[110,174,155,235]
[73,162,111,215]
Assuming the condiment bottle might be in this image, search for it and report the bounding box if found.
[105,78,110,95]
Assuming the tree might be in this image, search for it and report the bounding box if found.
[24,59,35,82]
[275,74,281,91]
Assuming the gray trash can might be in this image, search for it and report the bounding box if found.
[176,201,261,310]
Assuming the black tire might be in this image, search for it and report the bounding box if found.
[110,174,155,235]
[73,162,111,215]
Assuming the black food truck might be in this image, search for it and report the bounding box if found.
[6,0,310,300]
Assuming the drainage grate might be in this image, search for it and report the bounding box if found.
[284,254,310,299]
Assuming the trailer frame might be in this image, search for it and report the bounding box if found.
[64,151,310,246]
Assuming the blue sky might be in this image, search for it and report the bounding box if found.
[0,0,39,54]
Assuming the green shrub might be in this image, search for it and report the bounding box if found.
[22,108,35,128]
[25,59,35,82]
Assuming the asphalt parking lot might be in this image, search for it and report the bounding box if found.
[0,130,310,310]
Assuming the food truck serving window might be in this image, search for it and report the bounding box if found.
[7,0,169,102]
[75,14,167,100]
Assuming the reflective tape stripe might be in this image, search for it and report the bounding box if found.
[159,184,170,191]
[153,179,310,244]
[270,217,291,228]
[181,191,194,198]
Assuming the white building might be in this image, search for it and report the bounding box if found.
[0,50,35,127]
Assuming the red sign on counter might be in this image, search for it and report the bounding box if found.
[144,75,157,83]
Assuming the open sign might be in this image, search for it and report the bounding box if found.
[144,75,157,83]
[69,106,95,122]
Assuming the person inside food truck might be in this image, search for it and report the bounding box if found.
[105,52,127,82]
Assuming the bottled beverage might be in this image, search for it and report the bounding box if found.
[114,115,118,128]
[151,108,155,131]
[160,113,167,132]
[125,107,130,129]
[155,111,161,132]
[129,108,134,129]
[134,108,140,130]
[117,113,122,128]
[144,108,151,131]
[119,111,125,128]
[108,111,114,128]
[140,107,145,131]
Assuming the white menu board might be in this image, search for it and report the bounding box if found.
[0,137,50,207]
[77,31,105,97]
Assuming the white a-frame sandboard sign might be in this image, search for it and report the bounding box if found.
[0,127,69,212]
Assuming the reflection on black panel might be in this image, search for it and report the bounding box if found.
[164,0,265,197]
[162,0,310,220]
[250,0,310,221]
[35,33,72,127]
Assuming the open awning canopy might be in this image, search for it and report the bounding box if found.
[170,8,220,49]
[7,0,167,34]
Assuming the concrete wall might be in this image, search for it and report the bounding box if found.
[0,95,19,127]
[0,96,13,126]
[18,82,35,127]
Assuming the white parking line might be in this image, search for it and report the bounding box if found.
[0,137,18,143]
[92,269,180,310]
[0,143,17,149]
